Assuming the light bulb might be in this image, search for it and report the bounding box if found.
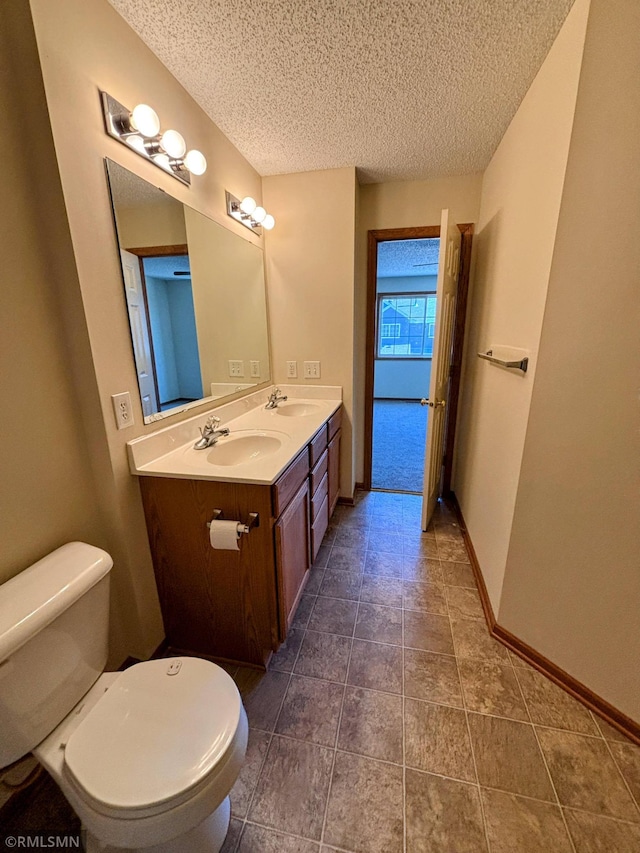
[125,135,147,154]
[262,214,275,231]
[161,129,186,158]
[240,196,257,215]
[153,153,171,170]
[253,206,267,224]
[130,104,160,138]
[184,149,207,175]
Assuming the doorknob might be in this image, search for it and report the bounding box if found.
[420,398,446,409]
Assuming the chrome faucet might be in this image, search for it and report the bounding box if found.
[265,388,288,409]
[193,415,230,449]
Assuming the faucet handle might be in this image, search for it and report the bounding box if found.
[203,415,220,433]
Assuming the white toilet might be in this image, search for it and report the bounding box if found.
[0,542,248,852]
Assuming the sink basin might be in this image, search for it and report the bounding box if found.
[275,402,321,417]
[201,431,286,466]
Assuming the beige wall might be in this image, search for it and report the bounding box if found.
[454,0,590,612]
[28,0,265,661]
[184,207,270,388]
[498,0,640,720]
[0,0,137,665]
[355,176,483,483]
[0,1,108,574]
[263,168,357,495]
[116,202,187,249]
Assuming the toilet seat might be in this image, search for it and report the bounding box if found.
[62,657,242,820]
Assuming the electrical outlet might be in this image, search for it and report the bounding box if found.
[228,360,244,378]
[250,360,260,378]
[286,360,298,378]
[303,361,321,379]
[111,392,134,430]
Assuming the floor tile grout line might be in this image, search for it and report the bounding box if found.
[317,595,358,850]
[239,727,274,830]
[240,637,302,832]
[505,642,579,851]
[240,816,356,851]
[599,725,640,819]
[445,569,493,853]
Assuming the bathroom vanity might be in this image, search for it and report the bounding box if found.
[128,389,342,668]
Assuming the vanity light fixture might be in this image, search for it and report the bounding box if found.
[101,91,207,187]
[226,191,276,232]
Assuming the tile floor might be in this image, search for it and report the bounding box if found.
[2,492,639,852]
[223,491,640,853]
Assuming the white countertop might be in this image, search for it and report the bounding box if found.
[127,385,342,485]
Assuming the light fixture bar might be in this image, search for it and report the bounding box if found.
[101,92,206,187]
[226,191,275,233]
[226,191,260,231]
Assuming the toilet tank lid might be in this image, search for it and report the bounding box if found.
[0,542,113,662]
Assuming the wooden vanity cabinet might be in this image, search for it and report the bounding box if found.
[328,408,342,515]
[139,404,342,668]
[139,476,278,667]
[275,479,310,638]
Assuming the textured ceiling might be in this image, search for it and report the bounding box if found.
[378,238,440,277]
[107,0,575,183]
[143,255,190,279]
[106,159,177,208]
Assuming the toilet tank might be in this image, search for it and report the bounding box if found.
[0,542,113,767]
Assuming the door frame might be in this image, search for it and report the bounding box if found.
[124,243,189,411]
[363,224,474,493]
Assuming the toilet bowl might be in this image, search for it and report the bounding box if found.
[0,543,248,853]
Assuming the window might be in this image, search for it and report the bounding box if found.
[377,293,437,358]
[381,323,401,338]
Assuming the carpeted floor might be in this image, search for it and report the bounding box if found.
[371,400,428,493]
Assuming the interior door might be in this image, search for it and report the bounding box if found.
[120,249,159,417]
[421,210,461,529]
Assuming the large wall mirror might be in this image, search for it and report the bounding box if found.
[105,159,271,422]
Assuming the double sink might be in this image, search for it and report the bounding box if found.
[187,401,322,466]
[127,389,341,485]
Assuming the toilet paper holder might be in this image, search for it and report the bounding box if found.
[206,508,260,535]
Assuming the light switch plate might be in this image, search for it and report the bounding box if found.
[228,360,244,377]
[303,361,321,379]
[111,392,134,430]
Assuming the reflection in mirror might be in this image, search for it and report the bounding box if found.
[105,159,271,422]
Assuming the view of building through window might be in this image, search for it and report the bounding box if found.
[377,293,437,357]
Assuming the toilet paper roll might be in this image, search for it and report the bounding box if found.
[209,519,242,550]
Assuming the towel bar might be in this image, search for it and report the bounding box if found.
[478,349,528,373]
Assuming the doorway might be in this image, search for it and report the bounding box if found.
[363,222,474,507]
[371,237,441,492]
[123,244,203,417]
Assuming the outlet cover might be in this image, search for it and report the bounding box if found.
[286,360,298,378]
[111,392,134,430]
[250,360,260,378]
[303,361,321,379]
[228,360,244,377]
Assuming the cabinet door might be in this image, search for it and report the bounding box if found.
[275,479,311,638]
[328,429,341,516]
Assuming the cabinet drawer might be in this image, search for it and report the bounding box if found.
[310,471,329,521]
[310,449,329,494]
[328,407,342,441]
[273,448,310,517]
[309,425,329,467]
[311,494,329,561]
